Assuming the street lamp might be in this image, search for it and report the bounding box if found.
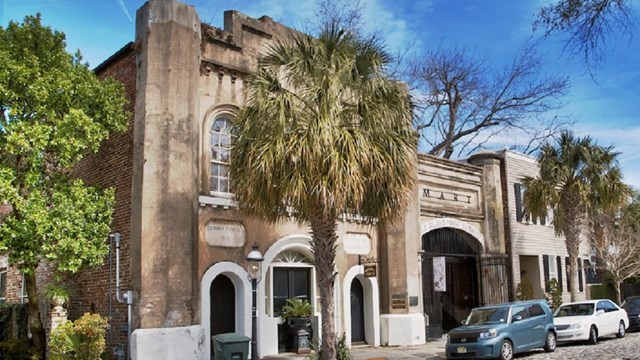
[246,243,264,360]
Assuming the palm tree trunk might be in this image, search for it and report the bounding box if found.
[310,208,338,360]
[567,254,579,302]
[562,192,584,302]
[25,271,46,359]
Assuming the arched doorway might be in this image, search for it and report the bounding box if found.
[422,227,480,339]
[350,279,365,343]
[211,275,236,336]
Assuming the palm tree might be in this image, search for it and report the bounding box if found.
[231,24,416,359]
[523,130,630,301]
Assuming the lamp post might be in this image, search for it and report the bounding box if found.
[246,244,264,360]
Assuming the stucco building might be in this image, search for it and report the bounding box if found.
[0,1,591,359]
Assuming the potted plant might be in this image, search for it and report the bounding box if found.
[282,298,312,320]
[45,284,70,309]
[281,298,312,354]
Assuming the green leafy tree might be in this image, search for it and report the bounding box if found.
[523,131,630,302]
[232,25,416,359]
[0,15,127,357]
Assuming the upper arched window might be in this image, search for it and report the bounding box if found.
[210,117,234,194]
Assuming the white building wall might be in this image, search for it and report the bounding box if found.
[503,150,591,302]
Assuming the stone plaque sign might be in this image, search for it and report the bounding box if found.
[343,233,371,255]
[205,221,245,247]
[391,293,407,309]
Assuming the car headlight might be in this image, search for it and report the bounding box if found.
[568,323,584,329]
[479,328,498,338]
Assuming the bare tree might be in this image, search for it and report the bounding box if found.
[407,44,572,159]
[313,0,365,35]
[591,209,640,304]
[534,0,636,70]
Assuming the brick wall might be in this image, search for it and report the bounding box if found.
[63,43,137,356]
[4,265,24,303]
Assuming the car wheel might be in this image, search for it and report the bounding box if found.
[588,325,598,345]
[616,320,626,338]
[499,339,513,360]
[544,331,557,352]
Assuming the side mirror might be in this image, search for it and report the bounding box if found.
[512,315,522,322]
[461,319,467,325]
[596,309,605,316]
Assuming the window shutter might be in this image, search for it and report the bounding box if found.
[565,257,571,292]
[543,255,550,292]
[556,256,563,292]
[578,258,584,292]
[515,183,523,222]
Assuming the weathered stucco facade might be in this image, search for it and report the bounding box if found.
[121,1,513,357]
[1,1,559,359]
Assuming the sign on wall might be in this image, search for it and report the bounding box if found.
[343,233,371,255]
[364,263,376,277]
[204,221,246,247]
[433,256,446,292]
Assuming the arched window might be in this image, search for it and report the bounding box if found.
[210,117,234,194]
[269,250,314,316]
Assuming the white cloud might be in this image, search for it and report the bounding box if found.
[361,0,423,53]
[116,0,132,22]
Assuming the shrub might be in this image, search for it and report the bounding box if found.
[545,278,562,311]
[516,278,534,300]
[48,313,109,360]
[0,303,29,342]
[306,333,352,360]
[0,338,36,360]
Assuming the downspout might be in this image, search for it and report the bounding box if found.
[110,232,133,360]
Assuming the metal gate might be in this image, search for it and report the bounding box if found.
[422,228,480,339]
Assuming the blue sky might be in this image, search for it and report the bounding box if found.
[2,0,640,189]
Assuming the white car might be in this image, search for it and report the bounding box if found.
[553,299,628,345]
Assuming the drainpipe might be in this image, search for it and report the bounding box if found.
[110,232,133,360]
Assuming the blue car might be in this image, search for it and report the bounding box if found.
[445,300,557,360]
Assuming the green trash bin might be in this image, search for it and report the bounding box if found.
[213,333,251,360]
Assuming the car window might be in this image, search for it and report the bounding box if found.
[603,300,618,312]
[511,305,528,321]
[466,306,509,325]
[555,303,594,317]
[528,303,545,317]
[622,298,640,312]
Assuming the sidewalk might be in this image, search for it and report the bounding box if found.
[351,337,447,360]
[263,337,447,360]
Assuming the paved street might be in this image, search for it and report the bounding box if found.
[519,331,640,360]
[348,331,640,360]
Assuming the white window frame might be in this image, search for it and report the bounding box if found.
[0,268,6,303]
[21,273,28,303]
[547,256,558,281]
[209,117,234,196]
[266,251,317,317]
